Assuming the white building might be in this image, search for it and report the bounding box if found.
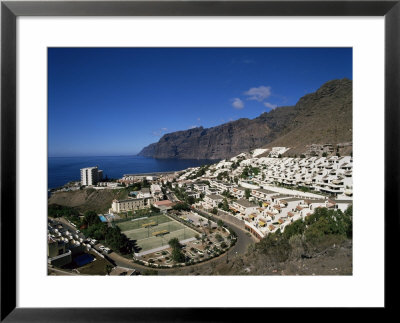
[193,183,209,192]
[137,188,152,199]
[97,182,120,188]
[110,197,154,213]
[80,166,103,186]
[204,194,224,208]
[230,199,258,216]
[150,184,162,195]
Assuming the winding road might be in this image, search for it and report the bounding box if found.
[106,213,256,274]
[54,211,256,275]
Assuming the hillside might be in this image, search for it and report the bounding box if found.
[265,78,352,155]
[48,188,129,214]
[138,78,352,160]
[163,238,352,276]
[152,206,353,276]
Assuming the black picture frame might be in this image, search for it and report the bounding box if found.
[1,0,398,321]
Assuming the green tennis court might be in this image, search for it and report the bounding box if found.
[116,214,170,232]
[138,228,196,251]
[118,215,198,252]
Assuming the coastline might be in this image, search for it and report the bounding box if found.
[48,156,217,190]
[122,170,183,177]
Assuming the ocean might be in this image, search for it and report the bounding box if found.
[48,155,217,189]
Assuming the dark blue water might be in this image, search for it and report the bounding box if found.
[74,253,94,267]
[48,155,217,189]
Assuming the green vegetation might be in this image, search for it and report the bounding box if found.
[172,186,201,205]
[230,161,240,170]
[141,179,150,188]
[256,206,352,263]
[82,210,100,227]
[70,210,133,255]
[168,237,181,249]
[125,182,141,192]
[168,238,185,263]
[48,204,79,218]
[221,190,235,199]
[187,164,211,180]
[187,195,196,205]
[217,171,229,181]
[218,198,230,212]
[240,166,260,179]
[215,234,224,242]
[172,202,191,211]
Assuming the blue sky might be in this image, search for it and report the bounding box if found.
[48,48,352,157]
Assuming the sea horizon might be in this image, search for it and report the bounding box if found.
[49,153,140,158]
[48,155,217,190]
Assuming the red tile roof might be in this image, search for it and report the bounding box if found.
[154,200,174,207]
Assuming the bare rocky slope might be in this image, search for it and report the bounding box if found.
[138,78,352,160]
[154,238,352,276]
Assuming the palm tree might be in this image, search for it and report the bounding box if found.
[217,219,223,231]
[199,218,204,234]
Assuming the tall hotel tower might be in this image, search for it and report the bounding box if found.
[80,166,103,186]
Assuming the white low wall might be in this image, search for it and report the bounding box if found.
[261,184,325,199]
[239,181,260,189]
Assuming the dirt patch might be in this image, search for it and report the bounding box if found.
[48,188,129,213]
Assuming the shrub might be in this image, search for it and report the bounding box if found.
[171,249,185,263]
[215,234,224,242]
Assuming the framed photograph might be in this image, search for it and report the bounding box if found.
[1,0,397,320]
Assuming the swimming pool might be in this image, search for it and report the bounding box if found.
[74,253,95,267]
[99,215,107,222]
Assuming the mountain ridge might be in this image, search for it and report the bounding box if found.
[138,78,352,159]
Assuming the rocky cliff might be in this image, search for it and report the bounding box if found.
[138,78,352,159]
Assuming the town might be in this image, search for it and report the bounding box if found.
[48,146,353,275]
